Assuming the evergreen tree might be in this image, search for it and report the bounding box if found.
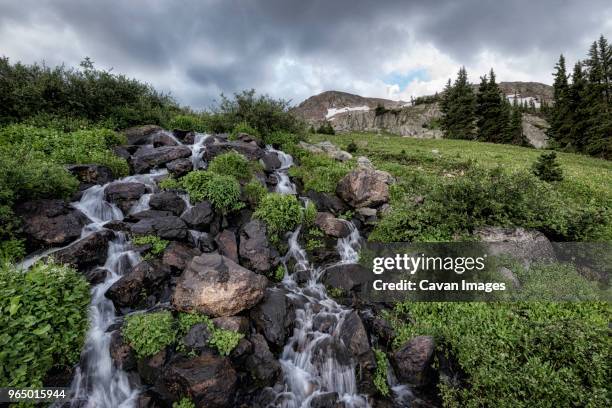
[568,62,590,150]
[507,97,527,146]
[532,151,564,182]
[547,55,571,147]
[476,69,507,143]
[440,67,476,139]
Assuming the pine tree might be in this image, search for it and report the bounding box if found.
[568,62,590,150]
[532,151,563,182]
[476,69,507,143]
[440,67,476,139]
[507,97,527,146]
[547,55,571,147]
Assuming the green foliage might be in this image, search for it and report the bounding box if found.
[316,121,335,135]
[254,193,303,243]
[303,201,318,226]
[158,176,182,190]
[208,151,252,181]
[208,326,244,357]
[131,235,169,257]
[288,148,353,193]
[229,121,260,141]
[271,265,286,282]
[244,179,267,207]
[373,348,391,397]
[391,301,611,407]
[326,286,344,298]
[167,114,208,132]
[440,67,476,140]
[172,398,195,408]
[177,312,211,337]
[532,151,564,182]
[0,57,181,128]
[263,131,300,148]
[0,261,90,387]
[123,311,176,358]
[0,239,25,262]
[346,140,358,153]
[180,171,244,213]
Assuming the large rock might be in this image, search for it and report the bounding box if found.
[150,131,179,147]
[131,145,192,174]
[109,331,136,371]
[391,335,435,387]
[16,199,88,248]
[250,288,293,348]
[149,191,186,216]
[123,125,163,145]
[106,260,171,307]
[339,311,370,357]
[162,241,201,271]
[104,182,147,213]
[261,151,281,172]
[245,334,281,386]
[314,212,350,238]
[239,220,280,274]
[66,164,114,186]
[181,201,214,230]
[52,230,114,269]
[305,190,348,215]
[323,263,371,293]
[172,253,268,317]
[215,230,238,263]
[475,226,555,266]
[161,353,237,408]
[203,139,265,161]
[181,323,212,352]
[166,158,193,177]
[336,166,392,208]
[131,216,188,240]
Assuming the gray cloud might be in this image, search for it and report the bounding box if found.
[0,0,610,108]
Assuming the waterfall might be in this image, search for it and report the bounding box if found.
[191,133,210,169]
[269,148,369,408]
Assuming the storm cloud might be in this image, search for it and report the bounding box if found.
[0,0,610,108]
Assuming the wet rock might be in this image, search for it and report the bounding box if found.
[203,139,265,161]
[85,267,109,284]
[66,164,114,185]
[150,132,179,147]
[165,158,193,177]
[360,308,395,348]
[215,230,238,262]
[162,241,201,272]
[310,392,340,408]
[172,129,195,141]
[250,287,293,348]
[261,151,281,172]
[391,335,435,387]
[336,167,392,208]
[172,253,268,317]
[161,353,237,408]
[131,145,192,174]
[105,182,147,213]
[149,191,186,216]
[182,323,212,351]
[312,337,352,367]
[239,220,280,274]
[106,260,170,307]
[193,231,216,252]
[305,190,348,214]
[124,125,163,145]
[245,334,281,386]
[475,226,555,266]
[110,330,136,371]
[131,216,188,240]
[212,316,250,335]
[112,146,131,160]
[16,199,88,248]
[339,311,370,357]
[103,220,132,232]
[125,210,174,221]
[323,264,371,293]
[180,201,214,230]
[138,349,167,385]
[315,212,350,238]
[53,230,114,269]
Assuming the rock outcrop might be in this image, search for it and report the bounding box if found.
[336,162,392,208]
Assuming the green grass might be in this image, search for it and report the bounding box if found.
[307,132,612,209]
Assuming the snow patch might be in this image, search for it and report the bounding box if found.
[326,105,370,119]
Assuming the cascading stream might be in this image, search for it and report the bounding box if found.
[269,148,370,408]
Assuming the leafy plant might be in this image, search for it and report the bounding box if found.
[303,201,318,226]
[180,171,244,213]
[208,151,252,181]
[271,265,286,282]
[172,398,195,408]
[287,148,353,193]
[0,260,90,387]
[123,311,176,358]
[132,235,169,257]
[373,348,391,397]
[263,131,300,148]
[208,327,244,357]
[229,121,260,141]
[254,193,303,244]
[244,179,268,206]
[532,151,564,182]
[158,176,181,190]
[168,114,208,132]
[327,286,344,298]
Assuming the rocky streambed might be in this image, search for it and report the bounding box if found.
[18,126,435,408]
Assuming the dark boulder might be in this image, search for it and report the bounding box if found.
[323,264,371,293]
[84,267,109,285]
[250,287,294,348]
[150,132,179,147]
[239,220,280,274]
[245,334,281,386]
[66,164,114,185]
[52,230,114,269]
[261,151,281,172]
[215,230,238,263]
[16,199,88,248]
[123,125,163,145]
[125,210,174,222]
[131,146,192,174]
[138,349,167,385]
[162,241,201,272]
[172,129,195,141]
[180,201,214,230]
[161,353,237,408]
[149,191,186,216]
[105,182,147,214]
[314,212,350,238]
[310,392,340,408]
[103,220,132,232]
[192,231,216,252]
[181,323,212,352]
[391,335,435,387]
[105,260,170,307]
[112,146,131,160]
[110,330,136,371]
[203,139,265,161]
[131,216,188,240]
[212,316,250,335]
[339,311,370,357]
[305,190,348,215]
[166,158,193,177]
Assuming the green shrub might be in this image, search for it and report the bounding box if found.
[229,121,260,141]
[168,114,208,132]
[391,301,611,407]
[254,193,303,243]
[123,311,176,358]
[271,265,286,282]
[288,150,352,193]
[0,239,25,262]
[131,235,169,257]
[172,398,195,408]
[532,151,563,182]
[180,171,243,213]
[303,201,318,226]
[177,312,211,337]
[208,326,244,357]
[317,121,335,135]
[244,179,268,206]
[0,260,90,387]
[346,140,358,153]
[208,151,252,181]
[158,176,182,190]
[373,349,391,397]
[263,131,300,148]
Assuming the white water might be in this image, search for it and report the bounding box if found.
[269,151,369,408]
[191,133,211,169]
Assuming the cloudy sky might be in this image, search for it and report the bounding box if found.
[1,0,610,108]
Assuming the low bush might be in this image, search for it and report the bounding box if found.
[131,235,169,258]
[167,114,208,133]
[123,311,176,358]
[263,131,300,148]
[254,193,303,244]
[391,301,611,407]
[208,152,252,181]
[0,261,90,387]
[180,171,243,213]
[244,179,268,206]
[229,121,260,141]
[158,176,182,191]
[288,149,353,193]
[317,121,335,135]
[532,151,563,182]
[373,349,390,397]
[172,398,195,408]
